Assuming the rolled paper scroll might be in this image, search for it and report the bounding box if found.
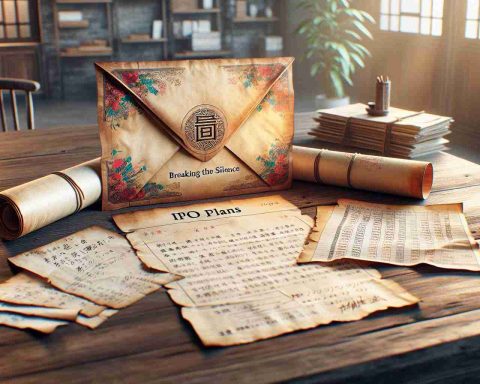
[0,158,101,240]
[292,146,433,199]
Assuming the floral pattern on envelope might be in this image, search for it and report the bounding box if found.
[96,58,294,210]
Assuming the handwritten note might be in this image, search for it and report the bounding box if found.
[0,272,118,329]
[0,312,68,333]
[76,309,118,329]
[0,302,78,321]
[0,272,104,317]
[299,200,480,271]
[115,196,418,346]
[9,227,178,308]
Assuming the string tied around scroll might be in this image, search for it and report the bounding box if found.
[314,149,358,189]
[52,172,86,213]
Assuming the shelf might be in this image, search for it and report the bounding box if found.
[0,42,40,48]
[120,38,168,44]
[174,50,231,59]
[59,20,90,29]
[233,17,279,23]
[56,0,112,3]
[172,8,221,15]
[60,48,113,57]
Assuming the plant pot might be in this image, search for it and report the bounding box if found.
[315,94,350,110]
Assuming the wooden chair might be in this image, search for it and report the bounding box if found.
[0,78,41,132]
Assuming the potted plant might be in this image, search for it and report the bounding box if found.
[296,0,375,109]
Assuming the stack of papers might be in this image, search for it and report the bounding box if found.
[0,227,176,333]
[310,103,452,158]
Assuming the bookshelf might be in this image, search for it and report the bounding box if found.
[116,0,169,58]
[231,0,285,57]
[53,0,114,96]
[47,0,287,98]
[170,0,232,59]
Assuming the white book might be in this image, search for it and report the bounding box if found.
[152,20,163,39]
[58,11,83,22]
[192,32,221,51]
[202,0,214,9]
[173,21,182,37]
[198,20,211,33]
[264,36,283,51]
[182,20,193,37]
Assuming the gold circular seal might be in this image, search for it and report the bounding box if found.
[182,105,226,153]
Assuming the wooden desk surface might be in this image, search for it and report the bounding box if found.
[1,115,480,383]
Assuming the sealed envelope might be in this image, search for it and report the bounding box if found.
[95,57,294,210]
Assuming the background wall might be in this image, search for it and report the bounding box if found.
[39,0,287,99]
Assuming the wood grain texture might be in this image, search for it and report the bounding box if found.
[0,119,480,383]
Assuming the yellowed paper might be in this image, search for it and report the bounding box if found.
[311,103,452,158]
[9,227,178,308]
[0,158,101,240]
[292,146,433,199]
[96,58,294,211]
[0,312,68,333]
[0,272,105,317]
[298,199,480,271]
[76,309,118,329]
[115,195,418,346]
[183,276,417,346]
[0,302,78,321]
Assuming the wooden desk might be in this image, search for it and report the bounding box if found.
[1,115,480,383]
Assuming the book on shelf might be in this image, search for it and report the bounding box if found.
[236,0,248,18]
[58,11,83,22]
[125,34,152,41]
[171,0,198,12]
[152,20,163,39]
[192,31,221,51]
[202,0,214,9]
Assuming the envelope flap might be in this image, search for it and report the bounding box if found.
[96,58,294,162]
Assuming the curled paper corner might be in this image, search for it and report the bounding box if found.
[297,205,336,264]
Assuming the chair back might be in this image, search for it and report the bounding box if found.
[0,78,41,132]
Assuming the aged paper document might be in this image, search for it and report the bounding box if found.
[76,309,119,329]
[0,272,115,329]
[0,312,68,333]
[9,227,178,308]
[298,199,480,271]
[114,195,418,346]
[0,302,78,321]
[0,272,105,317]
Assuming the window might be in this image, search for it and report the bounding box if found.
[0,0,41,42]
[466,0,480,38]
[380,0,444,36]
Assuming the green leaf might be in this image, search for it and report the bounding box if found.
[329,71,345,98]
[334,43,351,67]
[310,62,322,77]
[345,29,361,40]
[345,9,365,22]
[359,10,376,24]
[348,41,371,57]
[350,53,365,68]
[353,20,373,39]
[340,71,353,86]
